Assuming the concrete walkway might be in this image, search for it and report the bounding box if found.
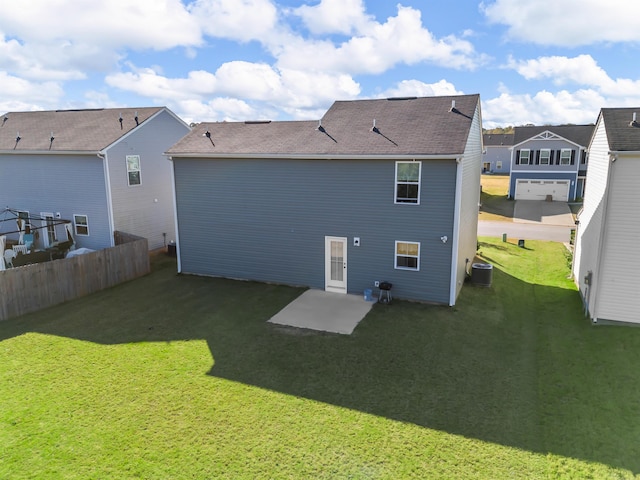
[513,200,575,226]
[268,289,376,335]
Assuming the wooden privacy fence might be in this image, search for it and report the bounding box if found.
[0,231,150,321]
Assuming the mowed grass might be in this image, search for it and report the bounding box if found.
[480,174,514,221]
[2,242,640,478]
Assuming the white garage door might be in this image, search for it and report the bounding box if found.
[515,179,570,201]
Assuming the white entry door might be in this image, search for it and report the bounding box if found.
[325,236,347,294]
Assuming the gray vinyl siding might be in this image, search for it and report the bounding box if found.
[174,157,457,304]
[0,154,111,250]
[595,156,640,323]
[483,145,511,173]
[106,110,190,250]
[573,118,610,318]
[455,104,482,300]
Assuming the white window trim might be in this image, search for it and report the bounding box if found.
[73,214,89,236]
[395,240,420,271]
[560,149,571,165]
[496,161,502,169]
[126,154,142,187]
[519,150,530,165]
[17,210,30,228]
[539,149,551,165]
[394,161,421,205]
[41,212,57,247]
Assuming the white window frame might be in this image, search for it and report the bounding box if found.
[395,241,420,271]
[17,210,30,229]
[41,212,57,247]
[539,149,551,165]
[496,161,502,170]
[73,214,89,236]
[395,161,421,205]
[518,150,530,165]
[126,155,142,186]
[560,149,572,165]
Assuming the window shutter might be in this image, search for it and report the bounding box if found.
[555,150,560,165]
[515,150,520,165]
[570,150,576,165]
[549,150,554,164]
[535,150,540,165]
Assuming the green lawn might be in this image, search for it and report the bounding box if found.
[480,174,514,221]
[2,241,640,479]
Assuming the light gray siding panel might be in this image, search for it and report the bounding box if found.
[0,154,111,249]
[106,110,190,250]
[483,145,511,173]
[573,118,610,317]
[174,158,457,304]
[456,105,482,300]
[593,157,640,323]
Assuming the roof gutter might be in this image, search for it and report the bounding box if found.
[0,149,101,155]
[166,153,462,161]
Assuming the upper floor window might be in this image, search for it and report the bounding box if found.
[395,161,421,204]
[539,149,551,165]
[518,149,530,165]
[126,155,141,186]
[560,149,572,165]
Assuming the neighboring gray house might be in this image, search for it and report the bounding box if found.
[508,124,594,201]
[0,107,190,251]
[167,95,483,305]
[482,133,513,173]
[573,108,640,324]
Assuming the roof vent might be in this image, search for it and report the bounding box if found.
[630,112,638,127]
[119,113,123,130]
[317,119,325,133]
[203,129,215,147]
[2,116,7,126]
[244,120,271,124]
[449,100,457,112]
[134,111,139,126]
[49,132,55,150]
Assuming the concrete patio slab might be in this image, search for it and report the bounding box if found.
[268,289,375,335]
[513,200,575,226]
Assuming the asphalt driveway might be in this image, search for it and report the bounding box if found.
[513,200,575,226]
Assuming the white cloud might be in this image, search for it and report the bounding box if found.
[507,54,640,100]
[292,0,372,35]
[105,61,361,122]
[278,5,483,74]
[481,89,605,128]
[482,0,640,46]
[0,72,65,112]
[0,1,200,50]
[380,79,464,98]
[189,0,278,42]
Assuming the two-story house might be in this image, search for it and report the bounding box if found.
[482,133,513,174]
[167,95,483,305]
[0,107,190,251]
[508,125,594,201]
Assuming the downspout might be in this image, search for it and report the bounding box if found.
[98,151,116,247]
[590,152,616,323]
[449,156,463,306]
[168,156,182,273]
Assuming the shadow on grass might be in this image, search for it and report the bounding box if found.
[480,191,514,218]
[1,254,640,474]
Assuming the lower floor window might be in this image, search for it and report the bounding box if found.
[74,214,89,236]
[395,241,420,270]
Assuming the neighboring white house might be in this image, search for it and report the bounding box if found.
[573,107,640,324]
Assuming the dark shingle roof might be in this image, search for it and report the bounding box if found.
[483,133,514,146]
[601,108,640,151]
[167,95,480,157]
[513,124,594,147]
[0,107,165,152]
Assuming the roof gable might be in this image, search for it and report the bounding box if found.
[167,94,480,157]
[600,108,640,151]
[513,124,594,148]
[0,107,166,152]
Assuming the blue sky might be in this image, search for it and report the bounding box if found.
[1,0,639,127]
